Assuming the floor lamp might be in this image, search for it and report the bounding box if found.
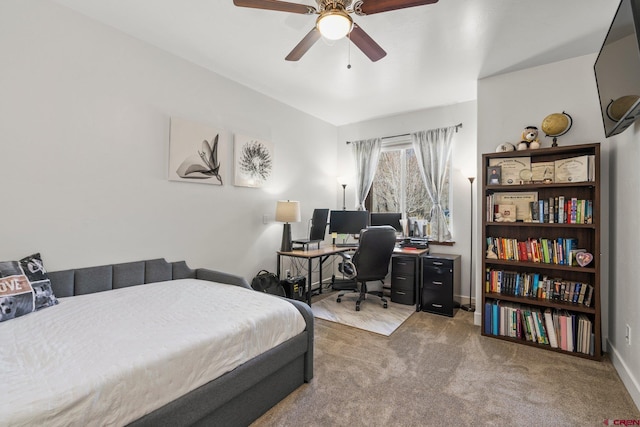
[337,176,348,210]
[461,176,475,312]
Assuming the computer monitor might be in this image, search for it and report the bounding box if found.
[309,208,329,241]
[370,212,403,232]
[329,210,369,235]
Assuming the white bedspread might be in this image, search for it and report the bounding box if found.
[0,279,306,427]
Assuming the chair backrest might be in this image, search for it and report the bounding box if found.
[309,208,329,241]
[353,226,397,281]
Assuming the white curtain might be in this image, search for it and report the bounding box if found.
[411,127,456,241]
[351,138,382,210]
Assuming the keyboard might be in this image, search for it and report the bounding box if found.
[335,242,358,248]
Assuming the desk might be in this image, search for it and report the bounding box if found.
[392,247,429,311]
[277,246,352,306]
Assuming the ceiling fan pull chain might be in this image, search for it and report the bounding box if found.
[347,32,352,69]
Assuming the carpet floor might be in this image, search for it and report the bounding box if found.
[252,297,639,426]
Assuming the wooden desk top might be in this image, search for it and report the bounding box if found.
[277,246,352,258]
[393,247,430,257]
[279,246,428,258]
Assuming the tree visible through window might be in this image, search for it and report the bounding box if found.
[367,145,450,239]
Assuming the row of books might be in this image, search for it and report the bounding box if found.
[530,197,593,224]
[486,236,589,266]
[484,300,595,355]
[485,195,593,224]
[485,269,595,307]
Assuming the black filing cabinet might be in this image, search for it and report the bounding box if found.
[391,256,416,305]
[421,254,461,317]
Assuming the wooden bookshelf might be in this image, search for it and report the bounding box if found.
[481,143,601,360]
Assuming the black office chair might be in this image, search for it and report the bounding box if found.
[292,208,329,250]
[334,225,397,311]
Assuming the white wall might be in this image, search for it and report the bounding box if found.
[337,101,478,303]
[0,0,337,281]
[479,53,639,409]
[607,118,640,409]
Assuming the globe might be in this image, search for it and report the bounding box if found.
[607,95,640,121]
[541,112,572,137]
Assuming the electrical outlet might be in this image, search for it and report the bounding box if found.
[625,324,631,345]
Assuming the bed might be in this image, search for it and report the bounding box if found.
[0,258,313,427]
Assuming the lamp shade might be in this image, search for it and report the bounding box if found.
[317,10,352,40]
[275,200,301,223]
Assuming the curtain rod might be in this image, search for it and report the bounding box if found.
[346,122,462,144]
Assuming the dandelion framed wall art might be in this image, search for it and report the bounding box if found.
[169,117,225,185]
[234,134,274,188]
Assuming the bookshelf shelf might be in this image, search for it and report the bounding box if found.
[485,259,596,273]
[481,143,602,360]
[485,222,597,229]
[484,293,597,314]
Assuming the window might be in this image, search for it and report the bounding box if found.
[366,141,451,239]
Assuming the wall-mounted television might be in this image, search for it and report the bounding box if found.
[594,0,640,137]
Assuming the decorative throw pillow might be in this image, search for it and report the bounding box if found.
[0,253,58,323]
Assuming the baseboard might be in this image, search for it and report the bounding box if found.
[607,338,640,410]
[474,311,482,326]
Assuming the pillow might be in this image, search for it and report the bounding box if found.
[0,253,58,323]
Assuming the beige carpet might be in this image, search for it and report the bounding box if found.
[311,292,415,336]
[252,309,640,426]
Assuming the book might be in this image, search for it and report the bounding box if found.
[584,284,594,307]
[558,196,565,223]
[538,200,544,223]
[531,201,539,222]
[544,309,559,348]
[484,302,493,335]
[585,200,593,224]
[578,283,588,305]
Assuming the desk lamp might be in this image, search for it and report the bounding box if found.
[276,200,301,252]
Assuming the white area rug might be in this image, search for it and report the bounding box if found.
[311,293,415,336]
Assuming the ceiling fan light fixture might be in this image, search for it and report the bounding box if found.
[316,9,353,40]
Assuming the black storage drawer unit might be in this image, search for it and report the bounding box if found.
[391,256,416,305]
[421,254,461,316]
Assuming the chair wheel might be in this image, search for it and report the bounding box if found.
[383,303,388,309]
[337,298,341,303]
[356,306,360,311]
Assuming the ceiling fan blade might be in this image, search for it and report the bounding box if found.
[349,24,387,62]
[233,0,316,14]
[356,0,438,16]
[285,28,321,61]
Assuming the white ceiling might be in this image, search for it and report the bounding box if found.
[50,0,619,126]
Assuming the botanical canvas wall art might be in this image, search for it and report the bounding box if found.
[169,117,225,185]
[234,134,274,188]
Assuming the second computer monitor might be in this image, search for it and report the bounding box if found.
[329,210,369,235]
[370,212,403,232]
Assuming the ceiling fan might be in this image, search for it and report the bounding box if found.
[232,0,438,62]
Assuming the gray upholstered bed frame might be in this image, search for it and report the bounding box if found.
[47,258,314,427]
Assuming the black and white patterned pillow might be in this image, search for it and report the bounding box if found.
[0,253,58,323]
